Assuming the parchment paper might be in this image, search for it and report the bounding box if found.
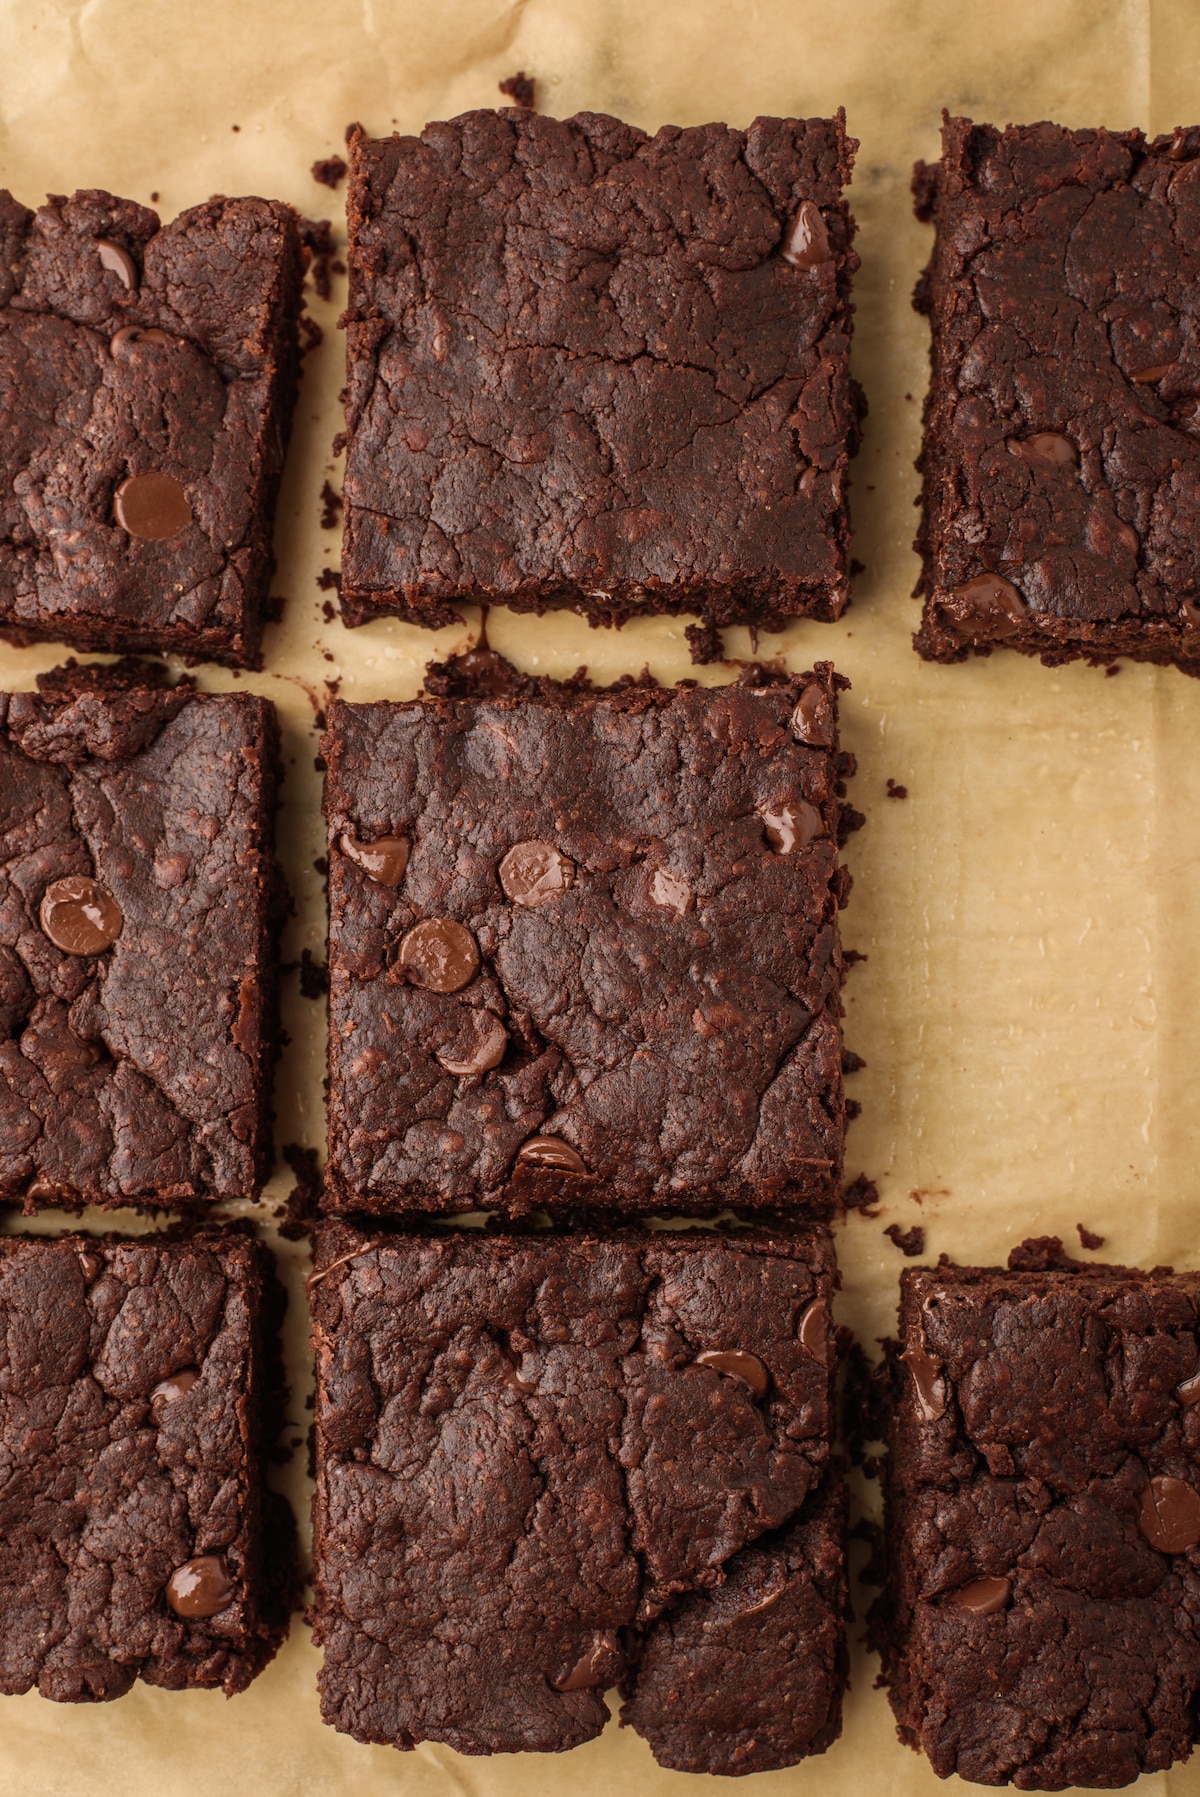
[2,0,1199,1789]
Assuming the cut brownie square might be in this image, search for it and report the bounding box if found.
[0,1227,292,1700]
[323,666,854,1216]
[0,660,281,1206]
[875,1250,1200,1788]
[0,186,302,667]
[310,1221,845,1769]
[913,116,1200,676]
[338,108,861,634]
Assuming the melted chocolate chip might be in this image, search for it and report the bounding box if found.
[739,1582,786,1617]
[435,1012,509,1077]
[555,1631,620,1692]
[517,1135,588,1175]
[340,831,410,886]
[1176,1368,1200,1406]
[164,1554,234,1618]
[1139,1475,1200,1553]
[951,1575,1010,1616]
[792,683,834,746]
[76,1250,103,1284]
[1132,362,1176,383]
[900,1339,946,1421]
[1006,432,1078,469]
[783,200,832,270]
[797,1296,831,1364]
[110,325,171,356]
[650,868,693,914]
[150,1368,200,1419]
[695,1348,770,1400]
[941,573,1028,640]
[499,841,575,908]
[114,472,193,541]
[40,876,122,955]
[760,802,824,853]
[398,919,479,993]
[25,1175,80,1205]
[96,239,137,289]
[1181,600,1200,631]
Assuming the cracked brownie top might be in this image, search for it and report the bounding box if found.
[0,660,279,1206]
[322,669,854,1216]
[338,107,861,633]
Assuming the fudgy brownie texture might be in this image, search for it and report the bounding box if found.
[0,660,281,1207]
[338,108,862,633]
[323,666,855,1216]
[873,1250,1200,1788]
[0,1228,293,1700]
[310,1223,845,1769]
[0,186,303,667]
[913,117,1200,676]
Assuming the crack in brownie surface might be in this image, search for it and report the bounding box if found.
[874,1254,1200,1788]
[323,669,853,1215]
[310,1223,845,1770]
[0,187,302,666]
[338,108,861,632]
[913,117,1200,675]
[0,661,280,1206]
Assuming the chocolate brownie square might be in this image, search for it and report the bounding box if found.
[323,667,854,1216]
[913,116,1200,675]
[310,1222,845,1769]
[874,1251,1200,1787]
[0,660,280,1207]
[0,1227,292,1700]
[0,186,302,667]
[338,108,861,634]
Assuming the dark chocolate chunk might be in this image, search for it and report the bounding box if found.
[695,1347,770,1399]
[398,919,479,993]
[165,1555,235,1619]
[39,875,122,954]
[339,831,409,885]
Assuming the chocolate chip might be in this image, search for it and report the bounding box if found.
[76,1250,103,1284]
[695,1347,770,1399]
[25,1175,80,1206]
[554,1631,620,1692]
[96,239,137,289]
[435,1013,509,1077]
[650,868,693,914]
[398,919,479,993]
[941,573,1028,640]
[760,802,823,853]
[783,200,832,269]
[339,831,410,886]
[797,1297,831,1364]
[40,876,122,955]
[950,1575,1010,1616]
[110,325,171,356]
[1176,1369,1200,1406]
[499,841,575,908]
[1139,1475,1200,1553]
[1005,432,1078,468]
[164,1554,234,1618]
[792,682,834,746]
[516,1135,587,1175]
[150,1368,201,1419]
[900,1338,946,1421]
[114,472,193,541]
[1132,361,1176,383]
[1182,600,1200,631]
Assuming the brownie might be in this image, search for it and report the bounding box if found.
[309,1222,845,1768]
[0,1227,292,1700]
[912,116,1200,676]
[0,186,303,667]
[338,108,861,633]
[0,660,280,1207]
[322,666,854,1217]
[874,1252,1200,1788]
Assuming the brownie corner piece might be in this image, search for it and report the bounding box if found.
[0,661,281,1207]
[1,186,303,667]
[323,668,853,1217]
[876,1255,1200,1786]
[339,107,860,632]
[309,1221,844,1766]
[912,115,1200,677]
[0,1227,293,1700]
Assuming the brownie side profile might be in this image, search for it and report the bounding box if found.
[912,116,1200,676]
[338,108,861,633]
[0,661,280,1206]
[323,668,854,1217]
[875,1254,1200,1788]
[310,1223,845,1768]
[0,1228,293,1700]
[0,186,303,667]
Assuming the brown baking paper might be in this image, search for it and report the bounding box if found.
[1,0,1198,1788]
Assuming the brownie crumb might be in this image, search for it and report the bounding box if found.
[319,482,343,532]
[298,216,336,301]
[886,778,908,799]
[841,1049,866,1074]
[843,948,868,967]
[312,155,348,190]
[685,620,725,664]
[345,121,364,146]
[263,593,287,625]
[277,1143,323,1240]
[317,568,342,593]
[884,1222,926,1257]
[321,599,337,622]
[300,315,324,355]
[498,69,536,109]
[845,1173,881,1215]
[150,190,160,202]
[1007,1234,1078,1272]
[313,856,329,878]
[1104,663,1121,677]
[845,1099,862,1121]
[299,948,329,999]
[1077,1223,1106,1250]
